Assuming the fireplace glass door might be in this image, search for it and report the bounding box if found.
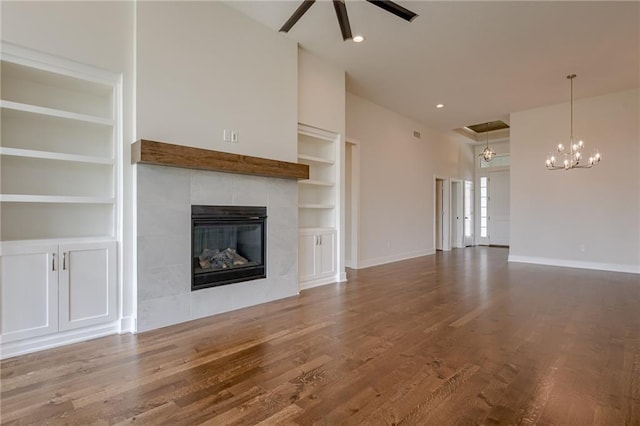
[192,206,266,290]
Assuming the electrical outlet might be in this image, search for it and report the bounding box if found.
[223,129,231,142]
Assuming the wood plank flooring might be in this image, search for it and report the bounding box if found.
[2,247,640,425]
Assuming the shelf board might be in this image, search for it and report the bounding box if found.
[298,227,336,232]
[0,194,115,204]
[132,139,309,180]
[298,203,335,209]
[0,100,114,126]
[299,179,334,187]
[297,154,335,165]
[0,147,114,165]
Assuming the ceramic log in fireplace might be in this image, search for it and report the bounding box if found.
[191,205,266,290]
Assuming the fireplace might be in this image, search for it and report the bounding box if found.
[191,205,266,291]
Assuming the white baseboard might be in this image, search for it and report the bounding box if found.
[357,249,436,269]
[508,255,640,274]
[1,321,121,360]
[120,316,136,334]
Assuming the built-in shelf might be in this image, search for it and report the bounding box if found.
[299,226,335,232]
[298,203,335,209]
[0,147,114,165]
[299,179,333,187]
[298,154,335,165]
[0,100,113,126]
[132,139,309,180]
[0,195,114,204]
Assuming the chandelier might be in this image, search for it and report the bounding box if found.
[545,74,601,170]
[479,123,495,162]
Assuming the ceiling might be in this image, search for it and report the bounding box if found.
[227,1,639,135]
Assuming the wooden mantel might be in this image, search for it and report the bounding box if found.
[132,139,309,180]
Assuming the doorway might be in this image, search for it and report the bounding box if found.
[345,139,360,268]
[464,180,474,246]
[434,177,450,251]
[451,180,463,248]
[489,170,510,246]
[477,172,510,246]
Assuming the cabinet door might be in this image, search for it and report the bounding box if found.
[317,230,336,278]
[58,241,116,331]
[298,232,317,282]
[1,244,58,343]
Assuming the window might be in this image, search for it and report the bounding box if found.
[480,154,510,169]
[480,176,488,238]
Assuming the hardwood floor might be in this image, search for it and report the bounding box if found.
[2,247,639,425]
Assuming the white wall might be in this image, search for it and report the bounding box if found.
[346,93,473,268]
[298,48,346,136]
[297,48,347,281]
[510,88,640,273]
[1,1,137,329]
[136,1,298,162]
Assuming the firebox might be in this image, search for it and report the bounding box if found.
[191,205,266,291]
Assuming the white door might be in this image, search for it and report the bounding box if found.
[464,180,474,246]
[58,241,116,331]
[298,232,317,283]
[1,244,58,343]
[451,181,463,248]
[317,230,336,278]
[435,180,443,250]
[489,171,510,246]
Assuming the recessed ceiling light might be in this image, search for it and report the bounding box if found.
[353,35,365,43]
[436,104,444,109]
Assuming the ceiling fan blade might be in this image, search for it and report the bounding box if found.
[333,0,353,41]
[279,0,316,33]
[365,0,418,22]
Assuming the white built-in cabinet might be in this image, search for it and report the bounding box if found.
[1,241,116,343]
[0,43,121,359]
[297,124,339,289]
[298,229,336,283]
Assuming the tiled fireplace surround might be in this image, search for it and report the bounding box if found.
[136,164,299,332]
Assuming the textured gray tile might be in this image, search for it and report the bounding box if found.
[138,164,190,206]
[137,293,190,332]
[232,174,268,206]
[137,264,190,302]
[137,203,190,237]
[137,166,300,332]
[191,170,233,206]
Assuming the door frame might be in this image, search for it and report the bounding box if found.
[450,179,464,248]
[345,138,360,269]
[463,180,474,246]
[434,176,451,251]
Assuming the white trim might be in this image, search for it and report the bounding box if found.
[508,255,640,274]
[345,138,360,270]
[0,321,120,360]
[1,42,120,86]
[0,100,114,126]
[297,123,337,140]
[434,176,451,251]
[299,273,344,291]
[298,154,335,164]
[357,249,436,269]
[119,316,136,334]
[0,147,114,165]
[0,194,115,204]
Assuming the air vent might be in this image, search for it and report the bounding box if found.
[467,120,510,133]
[413,130,421,139]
